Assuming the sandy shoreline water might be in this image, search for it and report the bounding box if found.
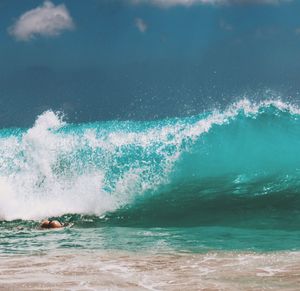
[1,250,300,290]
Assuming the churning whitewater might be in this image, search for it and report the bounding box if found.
[1,99,300,223]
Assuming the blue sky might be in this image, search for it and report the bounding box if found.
[1,0,300,126]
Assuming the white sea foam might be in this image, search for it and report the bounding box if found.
[1,250,300,290]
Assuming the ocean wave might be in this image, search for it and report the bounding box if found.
[1,99,300,222]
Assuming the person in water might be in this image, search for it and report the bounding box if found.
[40,219,63,229]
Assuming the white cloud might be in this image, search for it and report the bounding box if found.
[135,18,148,33]
[131,0,292,7]
[9,1,74,41]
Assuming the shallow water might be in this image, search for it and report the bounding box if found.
[1,225,300,254]
[1,250,300,290]
[1,225,300,290]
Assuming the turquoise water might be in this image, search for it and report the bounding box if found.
[1,223,300,254]
[1,99,300,254]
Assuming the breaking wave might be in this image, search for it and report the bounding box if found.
[1,99,300,227]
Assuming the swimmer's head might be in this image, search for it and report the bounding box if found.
[40,220,50,228]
